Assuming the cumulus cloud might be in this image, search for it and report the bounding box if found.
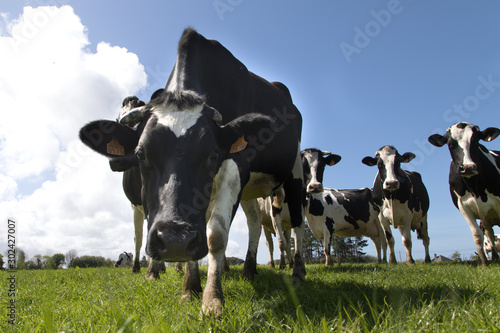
[0,6,147,260]
[0,5,263,264]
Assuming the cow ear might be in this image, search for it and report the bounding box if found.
[401,152,416,163]
[480,127,500,142]
[428,134,447,147]
[362,156,377,166]
[219,113,273,152]
[324,154,342,166]
[79,120,139,158]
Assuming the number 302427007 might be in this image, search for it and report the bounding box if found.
[7,219,16,269]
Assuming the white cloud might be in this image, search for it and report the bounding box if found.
[0,6,147,261]
[0,5,274,266]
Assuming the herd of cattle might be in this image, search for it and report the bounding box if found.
[80,28,500,316]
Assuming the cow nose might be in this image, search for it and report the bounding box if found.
[307,182,324,193]
[384,180,400,191]
[147,221,207,262]
[460,163,478,177]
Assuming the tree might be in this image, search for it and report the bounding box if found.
[65,249,78,266]
[0,253,4,270]
[51,253,66,269]
[68,255,107,268]
[451,251,462,261]
[16,249,26,270]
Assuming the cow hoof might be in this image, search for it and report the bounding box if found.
[292,256,306,282]
[268,261,275,268]
[132,265,141,273]
[201,299,223,318]
[241,269,256,281]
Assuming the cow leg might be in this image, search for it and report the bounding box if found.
[292,223,306,282]
[201,159,241,317]
[284,229,293,268]
[132,205,144,273]
[399,224,415,265]
[417,216,431,263]
[459,203,488,265]
[263,227,275,268]
[380,215,397,264]
[181,261,202,300]
[175,262,183,272]
[483,223,499,260]
[375,215,388,263]
[145,258,162,280]
[285,148,306,282]
[370,237,382,264]
[270,190,288,269]
[241,199,262,280]
[324,231,333,266]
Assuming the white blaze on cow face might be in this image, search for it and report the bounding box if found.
[302,150,323,193]
[154,104,204,138]
[448,123,478,176]
[378,146,399,191]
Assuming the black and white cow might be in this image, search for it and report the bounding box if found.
[79,28,305,316]
[362,146,431,264]
[115,251,133,267]
[484,234,500,258]
[260,149,387,266]
[428,122,500,265]
[258,149,340,268]
[303,149,387,265]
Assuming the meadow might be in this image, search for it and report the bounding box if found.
[2,262,500,332]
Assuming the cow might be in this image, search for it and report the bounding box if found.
[428,122,500,265]
[362,145,431,264]
[79,28,305,316]
[484,234,500,258]
[115,251,133,267]
[303,149,387,265]
[260,148,387,266]
[258,189,293,269]
[258,149,339,268]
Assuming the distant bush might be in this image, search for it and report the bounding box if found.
[68,255,107,268]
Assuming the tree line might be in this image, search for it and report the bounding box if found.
[0,249,150,270]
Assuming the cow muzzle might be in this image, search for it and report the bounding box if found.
[460,163,478,177]
[146,221,208,262]
[383,180,400,191]
[307,182,324,194]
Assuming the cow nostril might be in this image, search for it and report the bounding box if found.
[307,183,324,193]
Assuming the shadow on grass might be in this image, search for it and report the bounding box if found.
[220,262,493,325]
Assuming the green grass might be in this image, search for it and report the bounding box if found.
[2,262,500,332]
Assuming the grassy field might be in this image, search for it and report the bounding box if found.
[2,262,500,332]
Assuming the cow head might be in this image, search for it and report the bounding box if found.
[301,148,341,193]
[80,90,272,262]
[117,96,146,122]
[362,145,415,191]
[428,122,500,178]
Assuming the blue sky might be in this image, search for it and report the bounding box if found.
[1,0,499,264]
